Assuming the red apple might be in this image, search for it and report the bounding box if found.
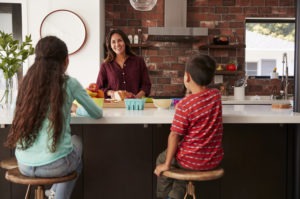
[226,63,237,71]
[88,83,98,92]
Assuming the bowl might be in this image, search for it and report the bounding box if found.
[73,98,104,108]
[92,98,104,107]
[124,98,145,110]
[152,99,172,109]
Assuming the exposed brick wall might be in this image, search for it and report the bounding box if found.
[105,0,295,97]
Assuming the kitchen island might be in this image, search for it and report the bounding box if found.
[0,105,299,199]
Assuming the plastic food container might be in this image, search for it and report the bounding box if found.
[124,99,146,110]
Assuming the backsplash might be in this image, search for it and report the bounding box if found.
[105,0,295,97]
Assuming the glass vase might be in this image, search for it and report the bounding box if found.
[0,75,17,109]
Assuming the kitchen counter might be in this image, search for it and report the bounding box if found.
[221,95,292,105]
[1,104,300,125]
[1,104,299,199]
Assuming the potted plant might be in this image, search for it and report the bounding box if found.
[0,31,34,106]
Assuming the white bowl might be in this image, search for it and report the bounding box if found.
[152,99,172,109]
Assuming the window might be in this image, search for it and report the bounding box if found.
[246,62,258,76]
[245,18,295,77]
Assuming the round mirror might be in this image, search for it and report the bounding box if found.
[40,9,87,55]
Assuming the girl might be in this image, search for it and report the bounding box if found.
[5,36,102,199]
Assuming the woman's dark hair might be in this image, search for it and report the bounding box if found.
[104,29,135,63]
[5,36,68,152]
[185,54,216,86]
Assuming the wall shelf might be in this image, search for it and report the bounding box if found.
[215,70,245,75]
[199,44,246,50]
[130,43,153,48]
[130,43,153,55]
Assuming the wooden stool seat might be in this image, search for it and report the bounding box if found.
[162,168,224,199]
[163,167,224,181]
[6,168,77,185]
[5,167,77,199]
[0,157,18,170]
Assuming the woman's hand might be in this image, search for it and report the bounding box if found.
[135,90,145,99]
[107,90,115,98]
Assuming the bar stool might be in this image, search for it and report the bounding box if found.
[162,167,224,199]
[0,157,18,170]
[1,157,77,199]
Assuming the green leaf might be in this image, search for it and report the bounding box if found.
[0,31,34,79]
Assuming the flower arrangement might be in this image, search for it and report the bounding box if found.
[0,31,34,104]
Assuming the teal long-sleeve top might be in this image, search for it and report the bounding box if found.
[15,76,102,166]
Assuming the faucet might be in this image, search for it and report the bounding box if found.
[281,52,289,100]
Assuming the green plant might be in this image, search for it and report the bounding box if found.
[0,31,34,105]
[0,31,34,80]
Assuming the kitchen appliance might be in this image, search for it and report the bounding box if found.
[148,0,208,41]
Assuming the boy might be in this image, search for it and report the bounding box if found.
[154,54,224,199]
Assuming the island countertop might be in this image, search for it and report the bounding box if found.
[1,105,300,125]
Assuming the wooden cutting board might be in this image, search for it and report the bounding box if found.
[103,101,156,108]
[271,103,291,109]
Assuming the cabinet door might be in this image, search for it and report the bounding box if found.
[0,126,12,199]
[70,125,84,199]
[83,124,153,199]
[221,124,288,199]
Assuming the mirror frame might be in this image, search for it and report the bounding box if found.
[40,9,87,55]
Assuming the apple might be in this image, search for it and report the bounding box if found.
[96,90,104,98]
[226,63,237,71]
[88,83,98,92]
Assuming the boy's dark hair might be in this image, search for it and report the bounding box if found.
[185,54,216,86]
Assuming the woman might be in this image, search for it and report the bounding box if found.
[97,29,151,98]
[5,36,102,199]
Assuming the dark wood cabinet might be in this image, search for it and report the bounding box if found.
[0,123,294,199]
[82,124,153,199]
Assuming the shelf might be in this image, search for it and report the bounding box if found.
[199,44,246,50]
[130,43,153,48]
[215,71,245,75]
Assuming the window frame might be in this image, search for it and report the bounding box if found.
[245,17,295,79]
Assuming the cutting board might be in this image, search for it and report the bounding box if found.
[271,103,291,109]
[103,101,156,108]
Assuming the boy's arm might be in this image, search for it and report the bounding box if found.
[154,131,181,176]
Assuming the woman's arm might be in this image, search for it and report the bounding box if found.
[139,58,151,96]
[96,63,111,98]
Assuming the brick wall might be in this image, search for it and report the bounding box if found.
[105,0,295,97]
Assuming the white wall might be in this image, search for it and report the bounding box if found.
[246,49,294,76]
[1,0,104,88]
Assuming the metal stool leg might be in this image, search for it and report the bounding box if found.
[35,185,44,199]
[184,181,196,199]
[25,185,31,199]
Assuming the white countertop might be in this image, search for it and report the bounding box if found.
[1,105,300,125]
[221,95,293,105]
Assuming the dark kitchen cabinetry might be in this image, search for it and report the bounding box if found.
[0,123,294,199]
[82,124,153,199]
